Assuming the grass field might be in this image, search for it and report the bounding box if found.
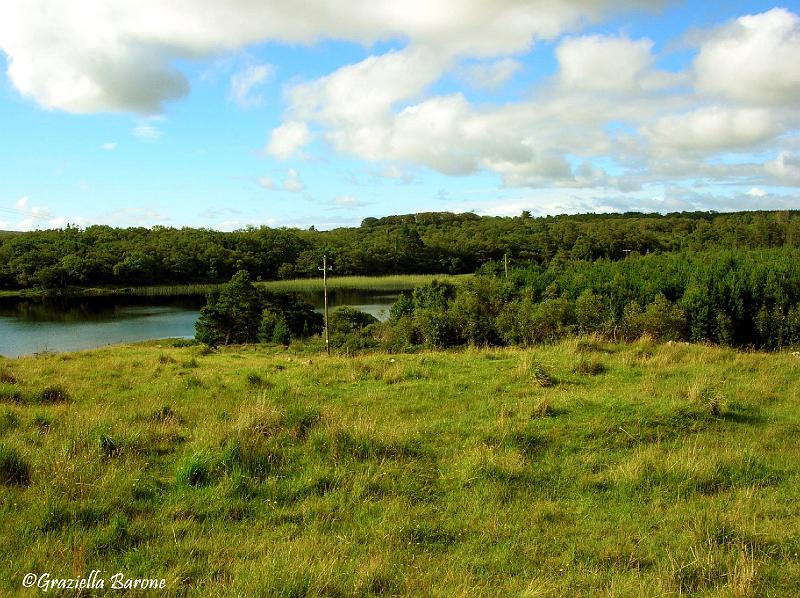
[1,338,798,596]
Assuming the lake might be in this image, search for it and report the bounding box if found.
[0,291,398,358]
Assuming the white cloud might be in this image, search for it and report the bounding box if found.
[457,58,522,90]
[647,106,781,151]
[694,8,800,106]
[0,0,661,114]
[288,46,448,132]
[266,121,312,160]
[283,168,305,192]
[746,187,767,197]
[12,196,74,230]
[557,34,655,93]
[229,63,274,108]
[102,142,118,150]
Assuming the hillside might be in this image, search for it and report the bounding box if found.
[1,339,798,595]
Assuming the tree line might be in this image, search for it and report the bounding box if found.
[197,247,800,351]
[1,209,798,290]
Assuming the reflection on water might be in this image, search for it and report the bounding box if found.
[0,291,398,357]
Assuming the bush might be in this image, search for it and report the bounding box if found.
[640,295,688,341]
[328,307,378,335]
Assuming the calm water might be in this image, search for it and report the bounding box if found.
[0,291,398,358]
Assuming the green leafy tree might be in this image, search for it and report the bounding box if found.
[195,270,262,346]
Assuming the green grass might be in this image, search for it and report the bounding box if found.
[1,337,798,596]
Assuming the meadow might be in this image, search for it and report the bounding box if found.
[0,338,798,596]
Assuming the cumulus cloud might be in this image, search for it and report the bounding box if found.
[647,106,781,151]
[3,2,799,200]
[266,121,312,160]
[229,63,274,108]
[556,34,656,93]
[0,0,659,114]
[694,8,800,106]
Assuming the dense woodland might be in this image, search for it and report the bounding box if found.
[1,210,799,289]
[375,247,800,351]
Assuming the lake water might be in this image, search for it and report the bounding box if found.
[0,291,398,358]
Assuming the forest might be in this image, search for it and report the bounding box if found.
[0,209,798,290]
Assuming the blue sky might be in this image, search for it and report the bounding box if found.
[0,0,798,231]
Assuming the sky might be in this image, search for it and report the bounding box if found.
[0,1,799,231]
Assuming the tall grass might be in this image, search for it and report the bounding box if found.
[261,274,471,293]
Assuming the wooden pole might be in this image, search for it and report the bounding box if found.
[323,255,330,355]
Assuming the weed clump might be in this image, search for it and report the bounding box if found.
[158,354,175,364]
[0,388,23,404]
[0,370,18,384]
[177,452,218,487]
[531,397,557,419]
[0,410,19,434]
[150,405,183,424]
[99,433,121,458]
[0,444,31,486]
[517,354,556,387]
[687,382,727,417]
[246,371,270,387]
[31,414,52,433]
[574,358,607,376]
[35,385,70,404]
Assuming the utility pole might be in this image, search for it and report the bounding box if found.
[318,255,332,355]
[504,252,509,279]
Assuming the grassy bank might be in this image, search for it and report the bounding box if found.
[0,275,470,300]
[1,339,798,596]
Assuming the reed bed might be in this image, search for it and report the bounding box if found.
[261,273,470,293]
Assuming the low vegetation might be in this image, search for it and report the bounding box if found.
[1,338,798,596]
